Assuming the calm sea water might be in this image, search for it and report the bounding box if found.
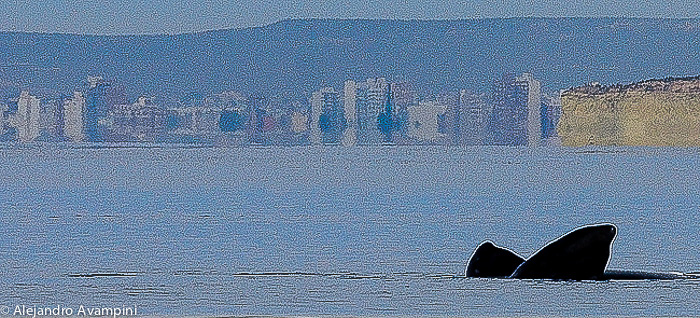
[1,145,700,317]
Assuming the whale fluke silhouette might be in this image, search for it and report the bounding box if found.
[466,223,697,280]
[465,241,525,278]
[510,223,616,280]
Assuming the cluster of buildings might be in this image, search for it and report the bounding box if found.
[0,74,562,147]
[311,73,561,147]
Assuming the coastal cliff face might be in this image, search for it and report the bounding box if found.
[558,76,700,147]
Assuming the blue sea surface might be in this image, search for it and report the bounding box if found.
[1,146,700,317]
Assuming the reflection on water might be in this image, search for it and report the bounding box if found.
[1,146,700,316]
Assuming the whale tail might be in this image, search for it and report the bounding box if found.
[465,224,697,280]
[465,241,525,278]
[510,223,617,280]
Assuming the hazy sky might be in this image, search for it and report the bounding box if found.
[1,0,699,35]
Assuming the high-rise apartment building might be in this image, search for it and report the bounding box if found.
[486,73,541,146]
[13,91,40,142]
[38,98,64,140]
[85,76,110,142]
[457,90,489,145]
[540,93,562,141]
[64,92,86,142]
[519,73,542,147]
[310,87,343,144]
[343,77,389,145]
[248,94,270,144]
[389,82,418,144]
[342,80,357,146]
[431,93,460,145]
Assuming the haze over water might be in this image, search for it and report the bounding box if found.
[1,145,700,316]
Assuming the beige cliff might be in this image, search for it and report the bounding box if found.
[558,76,700,147]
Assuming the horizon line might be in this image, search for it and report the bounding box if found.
[1,16,699,37]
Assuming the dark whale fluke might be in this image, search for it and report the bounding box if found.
[466,241,525,278]
[510,223,617,280]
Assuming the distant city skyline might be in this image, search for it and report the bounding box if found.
[0,73,555,146]
[1,0,700,35]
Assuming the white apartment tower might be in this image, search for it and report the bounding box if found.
[64,92,86,142]
[309,87,341,145]
[458,90,489,145]
[14,91,40,142]
[342,80,357,146]
[343,77,389,145]
[517,73,542,147]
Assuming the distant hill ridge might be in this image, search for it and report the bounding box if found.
[1,18,700,101]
